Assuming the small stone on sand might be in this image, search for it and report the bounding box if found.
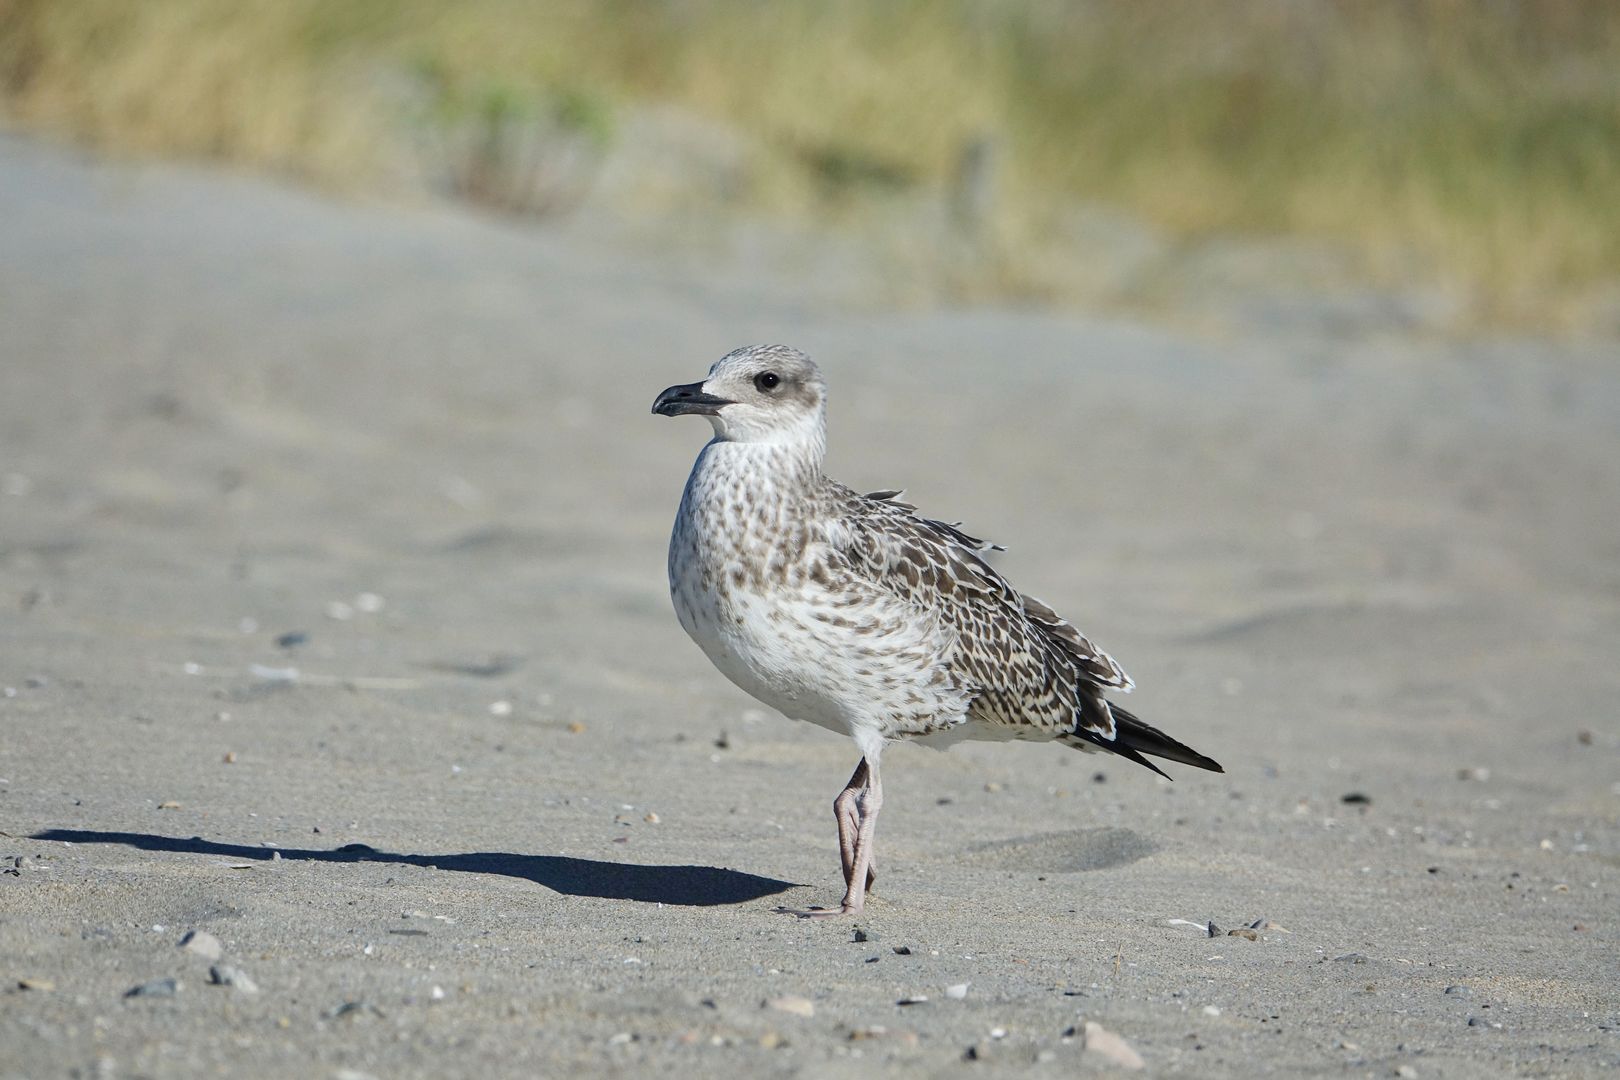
[209,964,258,993]
[765,995,814,1017]
[179,930,222,961]
[1083,1021,1145,1070]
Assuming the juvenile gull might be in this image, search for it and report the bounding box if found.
[653,345,1222,916]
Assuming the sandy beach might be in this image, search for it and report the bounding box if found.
[1,134,1616,1077]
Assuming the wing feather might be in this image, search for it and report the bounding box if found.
[830,484,1126,739]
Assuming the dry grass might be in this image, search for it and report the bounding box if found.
[3,0,1618,328]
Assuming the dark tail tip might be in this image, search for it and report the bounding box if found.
[1095,703,1223,776]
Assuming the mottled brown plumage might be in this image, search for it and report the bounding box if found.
[654,344,1222,915]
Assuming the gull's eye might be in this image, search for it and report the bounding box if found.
[754,371,781,393]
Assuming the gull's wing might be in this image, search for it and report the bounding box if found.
[830,485,1128,742]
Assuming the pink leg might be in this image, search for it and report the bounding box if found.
[832,759,874,891]
[835,763,882,915]
[780,757,883,918]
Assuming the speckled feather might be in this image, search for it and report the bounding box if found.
[662,345,1220,777]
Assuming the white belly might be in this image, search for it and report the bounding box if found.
[671,550,855,735]
[669,539,971,748]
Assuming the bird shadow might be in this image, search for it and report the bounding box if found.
[30,829,797,907]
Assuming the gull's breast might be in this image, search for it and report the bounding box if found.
[668,501,961,738]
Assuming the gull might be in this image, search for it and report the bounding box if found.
[653,345,1222,916]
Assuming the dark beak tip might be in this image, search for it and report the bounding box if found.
[653,381,730,418]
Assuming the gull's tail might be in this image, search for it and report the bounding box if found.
[1063,703,1224,779]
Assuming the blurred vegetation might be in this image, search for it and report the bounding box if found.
[2,0,1618,328]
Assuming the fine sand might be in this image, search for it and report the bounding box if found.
[1,134,1616,1078]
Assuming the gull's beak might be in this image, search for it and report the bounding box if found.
[652,381,732,417]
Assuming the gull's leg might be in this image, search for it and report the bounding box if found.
[836,759,883,915]
[833,759,868,887]
[780,756,880,917]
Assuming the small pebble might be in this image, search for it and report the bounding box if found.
[1340,792,1372,805]
[208,964,258,993]
[643,812,660,824]
[945,983,969,1000]
[852,926,875,943]
[1396,1066,1418,1079]
[488,700,512,717]
[179,930,223,961]
[325,601,355,621]
[222,752,236,764]
[125,978,179,999]
[567,721,587,734]
[354,592,385,613]
[1457,767,1490,782]
[897,995,929,1006]
[158,800,182,810]
[765,995,814,1018]
[1083,1021,1145,1070]
[275,631,308,649]
[1202,1005,1222,1017]
[891,945,913,956]
[430,985,446,1001]
[17,978,55,992]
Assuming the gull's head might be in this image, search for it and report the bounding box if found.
[652,345,826,447]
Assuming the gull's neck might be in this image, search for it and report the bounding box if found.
[695,410,828,499]
[697,435,825,498]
